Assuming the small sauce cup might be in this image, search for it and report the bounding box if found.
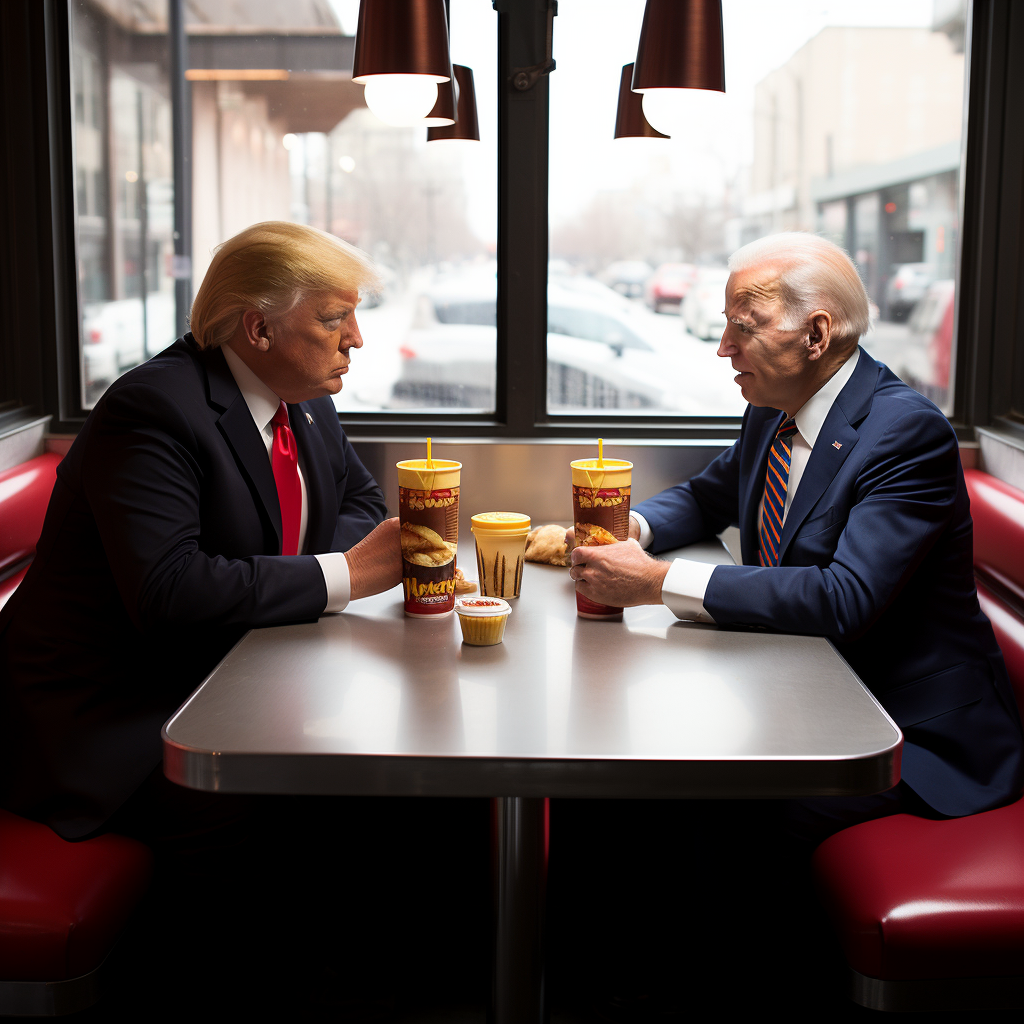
[455,597,512,646]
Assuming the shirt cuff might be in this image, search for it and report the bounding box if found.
[661,558,717,623]
[314,551,351,613]
[631,511,653,550]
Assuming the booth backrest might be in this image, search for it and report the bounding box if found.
[965,468,1024,715]
[0,451,61,612]
[0,452,61,575]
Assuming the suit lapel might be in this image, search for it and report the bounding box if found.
[290,403,336,552]
[200,342,283,552]
[740,410,785,565]
[777,348,878,564]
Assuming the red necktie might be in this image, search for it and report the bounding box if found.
[271,402,301,556]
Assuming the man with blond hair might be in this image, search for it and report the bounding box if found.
[0,221,402,840]
[570,232,1022,836]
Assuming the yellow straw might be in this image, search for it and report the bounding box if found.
[427,437,433,468]
[598,437,604,467]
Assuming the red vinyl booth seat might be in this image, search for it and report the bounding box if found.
[813,468,1024,1011]
[814,803,1024,981]
[0,448,153,1014]
[0,810,153,981]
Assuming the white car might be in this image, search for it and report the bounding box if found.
[681,266,731,341]
[82,293,176,374]
[389,272,695,412]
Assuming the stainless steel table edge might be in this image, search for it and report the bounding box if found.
[162,742,902,799]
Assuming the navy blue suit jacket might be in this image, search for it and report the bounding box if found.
[634,349,1023,817]
[0,336,388,838]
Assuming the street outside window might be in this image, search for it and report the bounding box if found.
[547,0,966,417]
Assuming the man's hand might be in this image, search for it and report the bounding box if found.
[345,517,403,600]
[569,538,669,608]
[565,516,641,549]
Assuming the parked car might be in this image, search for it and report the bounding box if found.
[82,328,117,406]
[644,262,696,314]
[899,279,955,412]
[599,260,653,298]
[389,271,693,412]
[82,293,176,374]
[885,263,935,321]
[681,266,730,341]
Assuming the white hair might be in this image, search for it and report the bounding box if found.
[727,232,871,347]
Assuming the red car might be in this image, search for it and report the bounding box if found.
[904,279,955,412]
[644,262,696,314]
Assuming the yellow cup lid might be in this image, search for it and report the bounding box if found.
[397,459,462,491]
[471,512,532,532]
[569,458,633,471]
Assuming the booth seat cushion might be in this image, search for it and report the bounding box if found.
[813,801,1024,980]
[966,468,1024,600]
[0,452,61,578]
[0,810,153,981]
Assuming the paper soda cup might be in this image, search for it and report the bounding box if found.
[397,459,462,617]
[471,512,531,599]
[570,458,633,620]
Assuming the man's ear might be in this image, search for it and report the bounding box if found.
[805,310,832,361]
[241,310,272,352]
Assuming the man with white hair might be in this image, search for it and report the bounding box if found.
[570,232,1023,836]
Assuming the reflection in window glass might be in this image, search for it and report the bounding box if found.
[71,1,175,408]
[70,0,496,413]
[548,0,967,417]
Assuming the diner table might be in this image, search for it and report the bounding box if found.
[163,536,902,1024]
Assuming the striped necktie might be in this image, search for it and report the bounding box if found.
[758,416,799,567]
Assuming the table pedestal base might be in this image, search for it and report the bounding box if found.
[493,796,549,1024]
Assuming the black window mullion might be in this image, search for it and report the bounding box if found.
[0,0,80,431]
[955,0,1024,435]
[495,0,550,436]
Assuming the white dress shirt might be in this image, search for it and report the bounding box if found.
[222,346,351,613]
[634,348,860,622]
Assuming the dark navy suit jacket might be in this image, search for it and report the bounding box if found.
[634,348,1023,817]
[0,336,388,838]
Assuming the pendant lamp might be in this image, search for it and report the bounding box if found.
[353,0,452,127]
[631,0,725,138]
[614,63,668,139]
[425,73,459,128]
[428,65,480,142]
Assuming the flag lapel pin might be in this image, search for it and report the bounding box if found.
[832,441,843,450]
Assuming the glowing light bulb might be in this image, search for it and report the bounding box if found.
[363,76,439,127]
[641,88,724,138]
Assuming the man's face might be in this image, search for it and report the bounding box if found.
[717,265,815,413]
[262,289,363,404]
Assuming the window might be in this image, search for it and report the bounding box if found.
[547,0,967,417]
[68,0,496,415]
[12,0,1022,442]
[70,1,175,408]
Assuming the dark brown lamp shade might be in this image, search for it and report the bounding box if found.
[352,0,452,84]
[428,65,480,141]
[614,63,669,139]
[631,0,726,94]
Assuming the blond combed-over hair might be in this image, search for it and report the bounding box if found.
[727,232,871,348]
[189,221,381,350]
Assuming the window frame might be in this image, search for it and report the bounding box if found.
[2,0,1021,443]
